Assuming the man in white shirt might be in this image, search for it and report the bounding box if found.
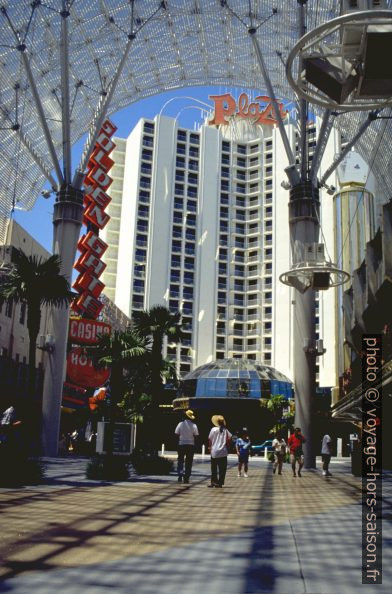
[175,410,199,483]
[321,434,332,476]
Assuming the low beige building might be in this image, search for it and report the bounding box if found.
[0,218,51,366]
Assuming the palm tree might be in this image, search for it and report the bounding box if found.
[0,249,71,397]
[89,328,148,456]
[132,305,185,404]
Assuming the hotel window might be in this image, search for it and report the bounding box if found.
[172,240,181,253]
[237,144,246,154]
[142,136,153,147]
[189,146,199,158]
[184,272,194,284]
[249,156,258,166]
[218,263,227,274]
[174,184,184,196]
[132,295,144,308]
[170,271,180,282]
[171,255,181,267]
[220,207,229,219]
[177,143,186,154]
[218,277,227,290]
[220,193,229,205]
[143,121,154,132]
[237,157,246,167]
[188,173,198,185]
[221,180,229,191]
[184,257,194,270]
[218,292,226,304]
[222,140,230,152]
[183,287,194,299]
[222,153,230,165]
[236,183,245,194]
[142,149,152,161]
[185,242,194,255]
[141,162,152,175]
[265,140,273,148]
[235,223,245,234]
[221,167,230,178]
[169,299,179,311]
[189,133,199,145]
[185,229,195,241]
[234,265,244,276]
[177,129,187,141]
[183,302,193,314]
[187,200,197,212]
[189,159,198,171]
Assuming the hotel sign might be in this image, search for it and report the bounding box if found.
[72,119,117,319]
[209,92,287,126]
[68,318,111,345]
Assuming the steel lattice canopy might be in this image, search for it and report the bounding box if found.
[1,0,392,221]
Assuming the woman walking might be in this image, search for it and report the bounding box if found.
[272,430,286,475]
[208,415,232,488]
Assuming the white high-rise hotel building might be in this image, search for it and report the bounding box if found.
[101,95,339,386]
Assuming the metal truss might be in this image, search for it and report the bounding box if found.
[1,1,392,218]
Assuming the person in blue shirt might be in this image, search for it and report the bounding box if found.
[236,428,251,477]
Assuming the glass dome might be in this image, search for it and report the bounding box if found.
[179,358,293,400]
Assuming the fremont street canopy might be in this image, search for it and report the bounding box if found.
[0,0,392,227]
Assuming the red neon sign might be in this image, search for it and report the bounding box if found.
[72,119,117,319]
[209,92,287,126]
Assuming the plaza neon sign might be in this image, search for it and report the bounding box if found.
[208,92,287,126]
[72,119,117,319]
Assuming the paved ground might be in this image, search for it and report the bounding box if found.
[0,454,391,594]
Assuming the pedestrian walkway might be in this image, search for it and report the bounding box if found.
[0,455,391,593]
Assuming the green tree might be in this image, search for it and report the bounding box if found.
[0,249,71,397]
[132,305,184,404]
[89,328,148,456]
[260,395,295,436]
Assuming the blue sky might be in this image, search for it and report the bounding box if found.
[14,84,271,252]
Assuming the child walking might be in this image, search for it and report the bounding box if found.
[236,428,251,477]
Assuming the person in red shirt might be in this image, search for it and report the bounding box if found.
[288,427,306,477]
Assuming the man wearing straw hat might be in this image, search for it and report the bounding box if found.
[175,409,199,484]
[208,415,232,488]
